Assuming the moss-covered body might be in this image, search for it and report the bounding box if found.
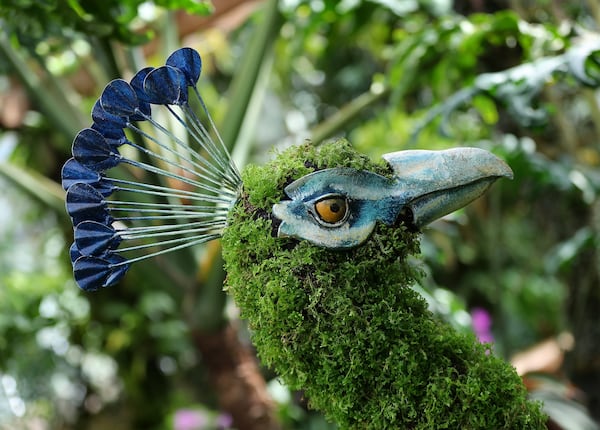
[221,140,545,429]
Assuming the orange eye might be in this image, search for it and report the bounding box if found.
[314,196,348,224]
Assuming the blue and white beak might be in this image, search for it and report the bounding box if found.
[383,147,513,228]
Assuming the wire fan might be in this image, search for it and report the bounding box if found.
[62,48,242,291]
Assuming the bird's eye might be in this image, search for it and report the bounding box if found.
[314,196,348,225]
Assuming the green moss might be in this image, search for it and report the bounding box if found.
[221,139,546,429]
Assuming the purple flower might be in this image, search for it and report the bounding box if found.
[174,409,208,430]
[471,307,494,344]
[216,413,233,429]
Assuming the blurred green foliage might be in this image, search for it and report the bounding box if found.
[0,0,211,47]
[1,0,600,429]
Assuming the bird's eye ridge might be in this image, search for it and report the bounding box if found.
[314,196,348,224]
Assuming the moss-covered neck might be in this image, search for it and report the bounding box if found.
[221,140,545,429]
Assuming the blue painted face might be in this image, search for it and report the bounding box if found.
[273,168,405,248]
[273,148,513,249]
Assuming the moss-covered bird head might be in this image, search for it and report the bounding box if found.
[62,48,545,429]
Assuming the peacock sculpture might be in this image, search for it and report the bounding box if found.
[62,48,546,429]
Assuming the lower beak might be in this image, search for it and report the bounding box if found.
[382,147,513,228]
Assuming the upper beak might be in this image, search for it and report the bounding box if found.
[382,147,513,228]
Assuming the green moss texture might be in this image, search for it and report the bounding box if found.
[221,140,546,429]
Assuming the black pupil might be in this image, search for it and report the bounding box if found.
[329,202,341,213]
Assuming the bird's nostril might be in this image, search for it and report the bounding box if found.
[395,206,417,231]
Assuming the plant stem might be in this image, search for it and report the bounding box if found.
[0,35,85,139]
[187,3,284,428]
[310,88,388,145]
[220,0,282,154]
[193,0,283,327]
[0,162,66,220]
[192,324,281,430]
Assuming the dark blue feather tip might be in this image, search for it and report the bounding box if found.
[66,182,112,226]
[143,66,189,105]
[100,79,141,118]
[75,221,122,256]
[91,99,127,139]
[62,47,241,291]
[130,67,155,104]
[73,255,129,291]
[61,158,114,197]
[72,128,122,171]
[166,47,202,86]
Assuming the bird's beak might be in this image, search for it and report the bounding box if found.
[382,147,513,228]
